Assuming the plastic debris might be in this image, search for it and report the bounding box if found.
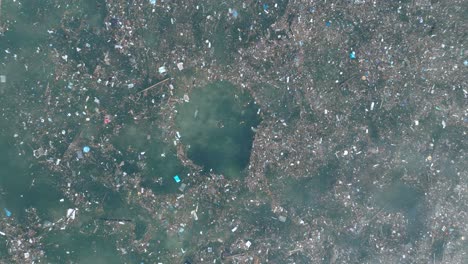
[179,183,187,192]
[0,75,5,83]
[158,66,167,74]
[279,215,287,222]
[177,62,184,71]
[350,51,356,59]
[263,3,269,12]
[326,21,331,27]
[150,0,156,5]
[104,116,111,124]
[83,146,90,153]
[76,150,84,159]
[66,208,76,220]
[173,175,181,183]
[246,241,252,248]
[229,8,239,18]
[4,208,12,217]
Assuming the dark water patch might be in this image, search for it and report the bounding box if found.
[0,134,32,220]
[335,230,373,263]
[111,121,186,195]
[134,219,147,240]
[431,238,446,262]
[376,182,427,243]
[43,229,124,264]
[142,140,187,195]
[273,158,341,216]
[176,81,260,178]
[257,0,289,31]
[243,204,292,239]
[377,183,423,212]
[0,239,7,259]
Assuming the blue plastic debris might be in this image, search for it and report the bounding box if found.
[325,21,331,27]
[263,3,269,12]
[83,146,90,153]
[464,60,468,66]
[232,9,238,18]
[350,51,356,59]
[149,0,156,5]
[4,208,12,217]
[173,175,181,183]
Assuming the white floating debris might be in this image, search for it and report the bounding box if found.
[183,94,190,102]
[414,120,419,126]
[442,120,446,129]
[177,62,184,71]
[191,210,198,220]
[158,66,167,74]
[61,55,68,62]
[231,226,238,232]
[245,241,252,249]
[66,208,76,220]
[343,150,349,156]
[370,102,375,111]
[278,215,287,222]
[0,75,6,83]
[127,83,134,89]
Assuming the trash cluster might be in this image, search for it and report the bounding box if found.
[0,0,466,263]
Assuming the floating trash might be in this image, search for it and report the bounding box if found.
[173,175,181,183]
[350,51,356,59]
[66,208,76,220]
[179,183,187,192]
[229,8,239,18]
[4,208,12,217]
[83,146,90,153]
